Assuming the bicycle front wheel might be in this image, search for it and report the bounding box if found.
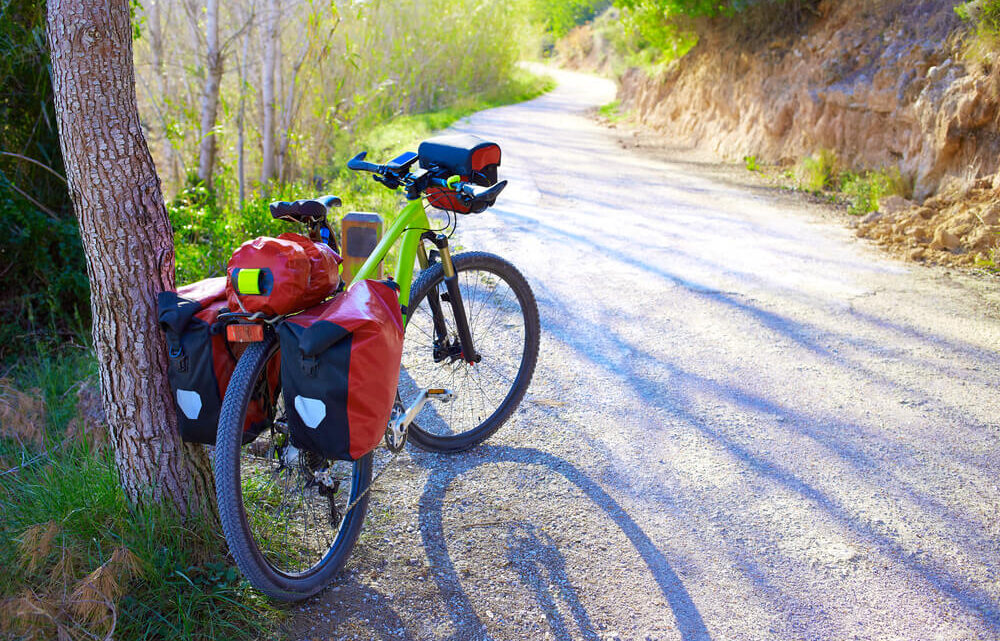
[214,332,372,602]
[401,251,540,453]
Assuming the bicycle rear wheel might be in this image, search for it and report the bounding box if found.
[401,251,539,453]
[214,332,372,601]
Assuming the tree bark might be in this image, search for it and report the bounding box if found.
[259,0,278,185]
[196,0,222,187]
[47,0,216,518]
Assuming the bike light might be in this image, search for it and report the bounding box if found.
[227,324,265,343]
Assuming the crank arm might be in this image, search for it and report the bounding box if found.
[388,388,454,436]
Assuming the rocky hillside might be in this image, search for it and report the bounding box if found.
[613,0,1000,267]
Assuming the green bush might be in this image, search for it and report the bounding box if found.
[840,169,903,216]
[798,148,839,193]
[956,0,1000,57]
[606,0,819,68]
[529,0,613,38]
[0,0,84,359]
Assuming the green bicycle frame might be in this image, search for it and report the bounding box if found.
[347,198,430,321]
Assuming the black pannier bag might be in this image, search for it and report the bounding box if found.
[158,278,277,444]
[277,279,404,461]
[418,133,501,214]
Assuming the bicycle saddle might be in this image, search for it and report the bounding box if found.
[269,195,342,223]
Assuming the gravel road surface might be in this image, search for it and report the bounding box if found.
[286,68,1000,641]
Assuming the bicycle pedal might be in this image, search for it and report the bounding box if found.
[388,388,455,436]
[426,388,454,402]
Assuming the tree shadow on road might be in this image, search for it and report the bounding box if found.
[415,444,712,641]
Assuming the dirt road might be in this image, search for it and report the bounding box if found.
[287,68,1000,640]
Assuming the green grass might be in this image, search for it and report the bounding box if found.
[743,155,760,172]
[598,99,627,122]
[780,149,906,216]
[0,349,281,641]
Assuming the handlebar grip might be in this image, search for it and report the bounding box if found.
[347,151,382,174]
[460,180,507,202]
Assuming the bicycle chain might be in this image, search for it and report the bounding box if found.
[341,447,404,516]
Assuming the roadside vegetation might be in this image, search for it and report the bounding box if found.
[773,149,905,216]
[740,148,907,217]
[956,0,1000,59]
[556,0,820,73]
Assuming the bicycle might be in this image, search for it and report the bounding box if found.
[212,138,540,601]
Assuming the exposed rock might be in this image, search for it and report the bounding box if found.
[879,195,915,216]
[930,227,961,250]
[861,210,883,224]
[618,0,1000,202]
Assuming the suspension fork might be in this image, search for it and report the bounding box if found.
[420,232,479,364]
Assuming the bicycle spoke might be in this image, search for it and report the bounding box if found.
[401,263,528,439]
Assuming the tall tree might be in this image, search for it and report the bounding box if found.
[147,0,179,187]
[47,0,215,517]
[259,0,278,185]
[196,0,222,187]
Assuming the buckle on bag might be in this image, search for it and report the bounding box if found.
[301,354,318,377]
[169,345,188,372]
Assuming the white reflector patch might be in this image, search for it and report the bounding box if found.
[176,389,202,420]
[294,396,326,429]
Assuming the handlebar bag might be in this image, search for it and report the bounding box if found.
[418,134,501,214]
[226,233,342,316]
[158,278,278,444]
[277,279,404,461]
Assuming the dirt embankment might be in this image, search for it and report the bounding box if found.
[613,0,1000,267]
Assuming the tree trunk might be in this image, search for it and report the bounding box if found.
[196,0,222,187]
[47,0,216,518]
[259,0,278,185]
[147,0,175,186]
[237,24,249,211]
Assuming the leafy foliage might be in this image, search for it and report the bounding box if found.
[0,0,87,359]
[0,0,551,361]
[956,0,1000,58]
[799,148,839,193]
[529,0,613,37]
[607,0,819,68]
[170,70,553,286]
[840,169,901,216]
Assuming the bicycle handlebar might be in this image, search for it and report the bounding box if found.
[346,152,383,174]
[347,149,507,209]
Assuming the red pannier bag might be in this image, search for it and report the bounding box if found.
[226,233,341,316]
[158,277,278,444]
[276,280,404,460]
[418,134,501,214]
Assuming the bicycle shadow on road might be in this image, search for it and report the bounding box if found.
[414,444,712,641]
